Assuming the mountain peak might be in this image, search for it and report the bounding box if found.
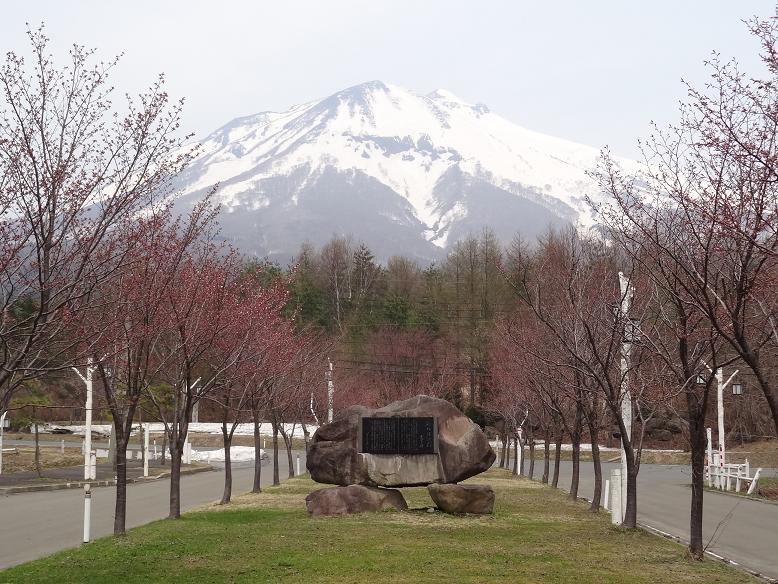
[426,88,464,103]
[179,82,632,262]
[336,80,397,101]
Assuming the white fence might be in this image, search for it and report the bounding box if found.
[705,451,762,495]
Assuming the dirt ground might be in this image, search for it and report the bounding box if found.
[726,438,778,468]
[1,447,84,474]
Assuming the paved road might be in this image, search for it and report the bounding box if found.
[539,460,778,580]
[0,452,306,569]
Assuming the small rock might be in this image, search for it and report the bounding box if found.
[427,483,495,514]
[305,485,408,516]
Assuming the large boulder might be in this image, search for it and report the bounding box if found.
[307,395,495,487]
[427,483,495,514]
[305,485,407,516]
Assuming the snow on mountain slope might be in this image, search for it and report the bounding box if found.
[173,81,629,261]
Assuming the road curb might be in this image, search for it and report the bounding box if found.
[0,465,214,495]
[702,484,778,507]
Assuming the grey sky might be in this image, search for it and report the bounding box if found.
[1,1,775,158]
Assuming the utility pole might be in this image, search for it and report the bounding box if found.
[702,363,738,488]
[326,358,334,424]
[716,367,737,477]
[618,272,634,517]
[705,366,737,487]
[72,357,96,480]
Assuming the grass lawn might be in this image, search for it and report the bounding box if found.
[0,469,757,584]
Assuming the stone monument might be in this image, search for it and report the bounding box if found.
[305,395,496,515]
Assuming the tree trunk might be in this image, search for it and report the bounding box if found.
[220,422,233,505]
[624,462,638,528]
[252,408,262,493]
[589,423,602,512]
[527,431,536,480]
[499,432,507,468]
[301,422,310,453]
[280,426,295,478]
[161,433,167,465]
[570,422,581,501]
[688,409,707,559]
[542,429,550,484]
[168,443,182,518]
[110,420,118,472]
[272,421,280,486]
[551,427,562,488]
[114,437,128,534]
[519,435,525,475]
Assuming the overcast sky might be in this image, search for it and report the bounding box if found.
[1,1,775,158]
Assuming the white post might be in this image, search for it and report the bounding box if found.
[86,360,94,479]
[618,272,633,517]
[610,469,622,525]
[90,451,97,480]
[326,358,334,424]
[0,410,7,475]
[61,439,65,454]
[296,453,301,476]
[72,357,96,480]
[153,439,157,460]
[83,484,92,543]
[716,368,725,479]
[604,479,610,511]
[747,468,762,495]
[706,428,713,487]
[143,424,150,477]
[712,451,720,489]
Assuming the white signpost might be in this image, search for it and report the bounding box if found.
[143,424,150,477]
[0,410,8,475]
[83,484,92,544]
[610,468,622,525]
[72,357,97,480]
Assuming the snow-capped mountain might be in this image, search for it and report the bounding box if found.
[173,80,623,261]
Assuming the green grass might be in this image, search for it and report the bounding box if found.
[0,470,757,584]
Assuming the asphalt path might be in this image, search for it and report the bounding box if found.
[533,460,778,580]
[0,452,306,570]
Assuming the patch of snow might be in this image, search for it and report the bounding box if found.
[189,446,265,462]
[48,422,316,439]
